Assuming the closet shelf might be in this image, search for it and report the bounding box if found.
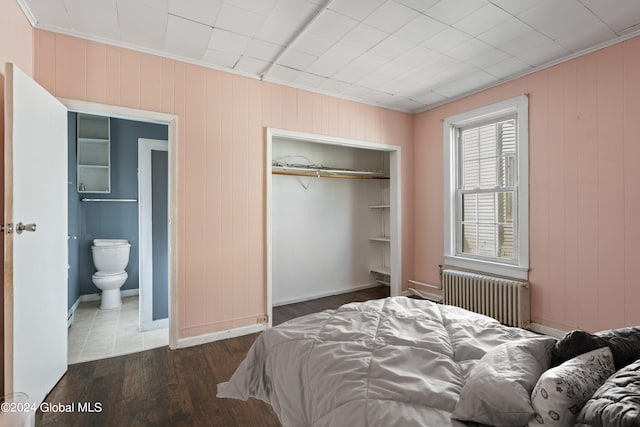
[272,162,389,180]
[368,236,391,242]
[371,266,390,276]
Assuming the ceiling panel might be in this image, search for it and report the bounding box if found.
[203,49,239,67]
[268,64,302,81]
[208,28,251,53]
[307,9,358,42]
[517,0,600,41]
[278,49,318,71]
[328,0,387,21]
[580,0,640,33]
[224,0,278,16]
[454,3,513,36]
[306,42,362,77]
[394,15,448,44]
[369,35,415,60]
[118,0,168,50]
[27,0,72,29]
[213,3,264,37]
[556,21,616,53]
[64,0,120,41]
[423,27,473,53]
[332,52,388,83]
[424,0,487,25]
[340,24,388,51]
[364,1,419,34]
[234,55,269,74]
[244,38,282,62]
[393,0,440,14]
[164,13,213,59]
[168,0,221,27]
[23,0,640,112]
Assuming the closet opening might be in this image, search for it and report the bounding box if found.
[266,129,402,327]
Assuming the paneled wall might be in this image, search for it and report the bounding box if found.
[414,36,640,332]
[33,30,414,339]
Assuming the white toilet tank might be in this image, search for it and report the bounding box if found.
[91,239,131,273]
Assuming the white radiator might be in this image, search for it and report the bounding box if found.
[442,269,530,328]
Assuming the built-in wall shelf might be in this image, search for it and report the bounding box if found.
[371,266,390,276]
[369,181,391,287]
[77,114,110,193]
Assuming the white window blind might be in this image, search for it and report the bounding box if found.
[458,117,516,261]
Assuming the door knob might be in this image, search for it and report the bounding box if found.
[15,222,37,234]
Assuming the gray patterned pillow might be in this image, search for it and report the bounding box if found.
[528,347,615,427]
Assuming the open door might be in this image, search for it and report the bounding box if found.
[4,63,68,405]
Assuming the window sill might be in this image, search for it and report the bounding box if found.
[444,256,529,281]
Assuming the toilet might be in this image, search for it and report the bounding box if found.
[91,239,131,310]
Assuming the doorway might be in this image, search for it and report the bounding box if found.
[266,128,402,327]
[67,114,170,363]
[61,98,179,352]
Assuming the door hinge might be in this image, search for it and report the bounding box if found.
[1,223,13,234]
[256,315,269,324]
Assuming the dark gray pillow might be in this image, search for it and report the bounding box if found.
[551,330,607,367]
[576,358,640,427]
[452,336,556,427]
[553,327,640,370]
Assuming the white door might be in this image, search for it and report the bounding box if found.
[3,63,68,405]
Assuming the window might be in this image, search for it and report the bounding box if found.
[443,96,529,279]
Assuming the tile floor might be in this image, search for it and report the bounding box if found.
[68,295,168,364]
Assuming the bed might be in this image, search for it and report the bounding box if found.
[217,296,640,427]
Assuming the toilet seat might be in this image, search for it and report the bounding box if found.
[92,271,128,279]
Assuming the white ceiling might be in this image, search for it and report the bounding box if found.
[19,0,640,113]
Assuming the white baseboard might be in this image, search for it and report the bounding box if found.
[67,298,81,327]
[79,287,140,302]
[272,282,382,307]
[176,323,267,349]
[402,288,444,303]
[530,322,567,338]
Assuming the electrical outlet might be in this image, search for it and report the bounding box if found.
[256,315,269,324]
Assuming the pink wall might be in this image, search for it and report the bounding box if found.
[32,30,414,339]
[414,36,640,333]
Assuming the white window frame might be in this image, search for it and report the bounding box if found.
[443,95,529,280]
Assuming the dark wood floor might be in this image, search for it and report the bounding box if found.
[36,285,390,427]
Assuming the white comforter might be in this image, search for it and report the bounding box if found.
[217,296,539,426]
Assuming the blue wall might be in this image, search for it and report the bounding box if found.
[68,114,168,309]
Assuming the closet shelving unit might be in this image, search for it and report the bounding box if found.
[369,185,391,287]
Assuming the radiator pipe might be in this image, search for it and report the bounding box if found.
[407,279,440,290]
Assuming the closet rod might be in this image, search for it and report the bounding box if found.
[272,171,389,180]
[81,198,138,202]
